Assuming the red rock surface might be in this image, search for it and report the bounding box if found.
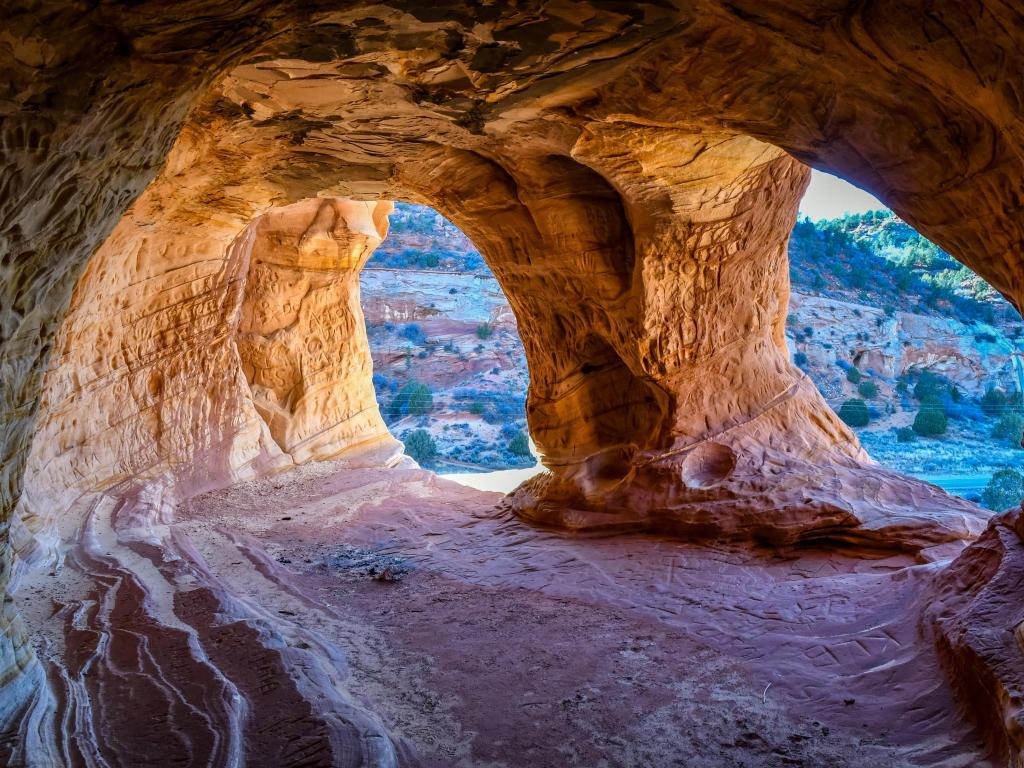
[7,466,993,766]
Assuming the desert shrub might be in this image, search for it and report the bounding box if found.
[914,371,944,401]
[793,351,809,367]
[483,391,526,425]
[393,381,433,417]
[992,413,1024,448]
[403,429,437,465]
[912,399,948,436]
[839,399,869,427]
[400,323,426,345]
[469,401,485,415]
[896,426,916,443]
[981,386,1017,417]
[857,380,878,399]
[372,373,398,393]
[499,422,521,439]
[476,323,493,340]
[845,366,862,384]
[508,431,531,456]
[982,468,1024,511]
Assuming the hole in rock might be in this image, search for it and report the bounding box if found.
[361,203,536,481]
[681,442,736,489]
[791,171,1024,510]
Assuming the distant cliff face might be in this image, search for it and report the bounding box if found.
[787,292,1020,399]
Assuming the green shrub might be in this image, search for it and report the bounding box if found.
[508,431,531,456]
[845,367,861,384]
[403,429,437,465]
[912,399,948,436]
[469,401,485,415]
[839,399,870,427]
[992,413,1024,448]
[476,323,493,340]
[393,381,433,416]
[857,380,878,399]
[914,371,944,401]
[896,426,916,442]
[793,351,808,367]
[981,386,1015,417]
[982,468,1024,511]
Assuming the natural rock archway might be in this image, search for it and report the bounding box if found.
[3,1,1024,764]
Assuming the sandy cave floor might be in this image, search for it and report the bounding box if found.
[10,462,994,767]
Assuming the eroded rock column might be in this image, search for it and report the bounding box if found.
[237,198,396,464]
[407,135,983,551]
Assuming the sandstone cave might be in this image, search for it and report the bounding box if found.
[3,3,1024,766]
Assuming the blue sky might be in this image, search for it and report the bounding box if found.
[798,170,886,220]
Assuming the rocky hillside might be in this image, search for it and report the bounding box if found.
[364,204,1024,499]
[361,267,532,472]
[789,211,1023,328]
[784,212,1024,493]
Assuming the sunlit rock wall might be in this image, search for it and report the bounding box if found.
[237,198,394,464]
[14,169,398,574]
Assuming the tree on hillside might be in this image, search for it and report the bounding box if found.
[400,323,427,345]
[403,429,437,465]
[981,386,1022,417]
[913,370,945,401]
[393,381,433,417]
[508,431,531,457]
[839,399,869,427]
[857,380,878,399]
[912,397,947,436]
[982,468,1024,512]
[992,413,1024,449]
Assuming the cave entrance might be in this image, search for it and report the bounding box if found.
[233,198,536,484]
[361,203,536,477]
[787,171,1024,509]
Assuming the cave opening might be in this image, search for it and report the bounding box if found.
[361,202,536,478]
[790,171,1024,509]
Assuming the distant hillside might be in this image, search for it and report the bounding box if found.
[369,203,484,272]
[374,204,1024,337]
[789,211,1022,331]
[361,203,1024,501]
